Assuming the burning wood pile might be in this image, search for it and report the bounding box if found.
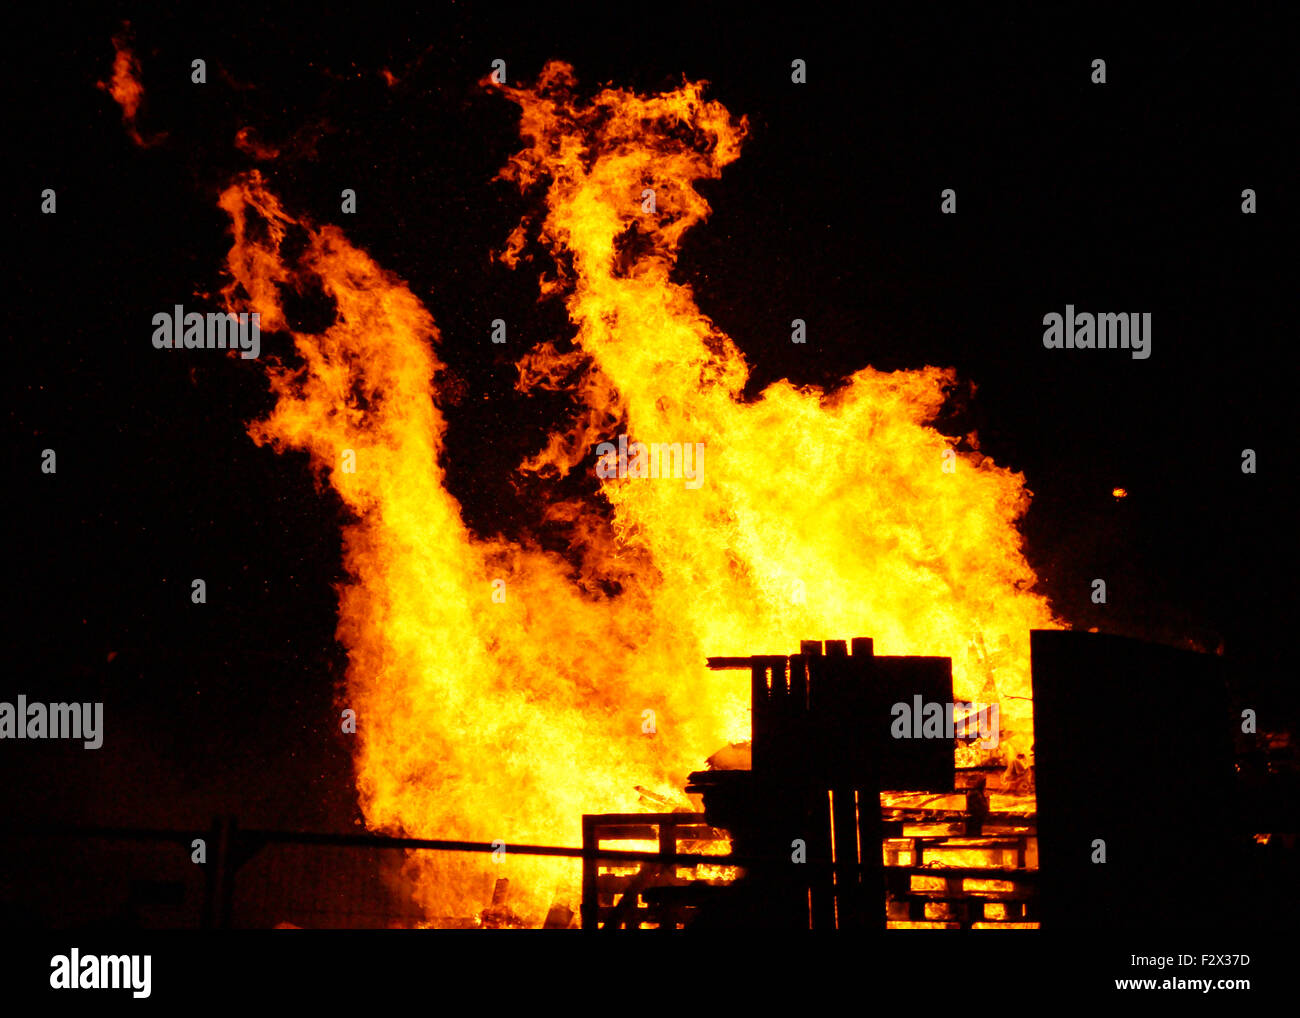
[121,50,1056,925]
[582,637,1040,929]
[581,629,1265,931]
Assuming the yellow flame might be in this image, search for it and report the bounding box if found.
[215,62,1059,923]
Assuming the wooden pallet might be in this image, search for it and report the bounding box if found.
[880,792,1039,928]
[589,635,1041,930]
[580,813,732,930]
[579,802,1040,929]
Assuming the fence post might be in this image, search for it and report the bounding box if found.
[201,814,237,929]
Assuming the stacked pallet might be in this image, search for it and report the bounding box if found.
[881,787,1039,929]
[579,813,733,930]
[580,788,1040,930]
[586,638,1039,930]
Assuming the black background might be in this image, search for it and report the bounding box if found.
[6,6,1292,842]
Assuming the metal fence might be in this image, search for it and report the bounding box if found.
[0,817,761,930]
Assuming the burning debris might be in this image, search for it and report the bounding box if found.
[478,879,528,929]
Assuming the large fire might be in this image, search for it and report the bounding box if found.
[206,61,1059,923]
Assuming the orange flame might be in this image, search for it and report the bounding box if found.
[98,23,162,148]
[215,62,1060,923]
[493,62,1058,758]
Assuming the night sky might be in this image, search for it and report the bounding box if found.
[7,6,1291,843]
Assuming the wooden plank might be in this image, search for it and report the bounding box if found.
[585,813,708,825]
[751,658,775,772]
[900,865,1040,881]
[597,872,695,893]
[594,826,658,839]
[806,788,836,930]
[857,787,887,931]
[581,815,597,931]
[904,888,1037,903]
[659,819,675,862]
[831,786,863,927]
[787,654,808,712]
[491,878,509,906]
[706,656,755,670]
